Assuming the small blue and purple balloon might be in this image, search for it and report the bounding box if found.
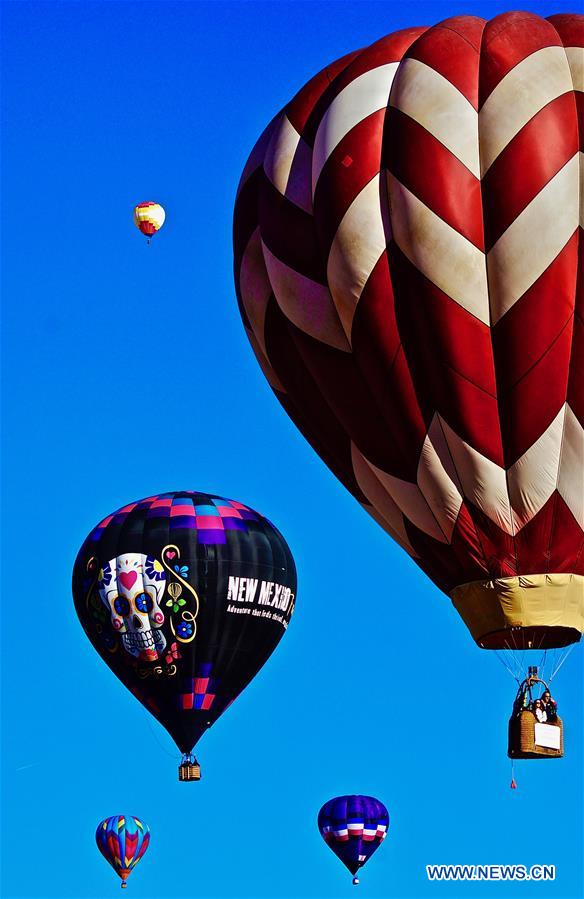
[318,795,389,885]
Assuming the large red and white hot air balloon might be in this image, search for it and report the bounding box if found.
[233,12,583,658]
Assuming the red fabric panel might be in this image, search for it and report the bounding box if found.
[480,12,562,104]
[259,178,325,283]
[263,297,366,502]
[546,13,584,47]
[482,92,580,250]
[286,50,361,139]
[351,253,427,481]
[497,299,573,466]
[314,109,386,253]
[389,242,503,464]
[547,494,584,572]
[328,27,428,93]
[406,15,485,109]
[384,106,484,249]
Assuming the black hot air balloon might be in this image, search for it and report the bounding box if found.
[73,491,297,779]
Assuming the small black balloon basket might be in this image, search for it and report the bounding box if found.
[179,754,201,781]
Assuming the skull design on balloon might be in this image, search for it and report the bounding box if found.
[98,554,167,661]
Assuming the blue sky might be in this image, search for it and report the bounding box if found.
[2,2,582,898]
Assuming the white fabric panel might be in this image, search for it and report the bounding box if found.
[264,114,313,213]
[237,117,277,194]
[427,414,465,490]
[479,46,575,173]
[327,175,390,341]
[557,404,584,528]
[312,63,399,192]
[564,47,584,93]
[487,154,580,323]
[355,450,450,543]
[390,56,480,177]
[379,473,449,543]
[239,227,272,357]
[261,242,350,351]
[351,443,418,555]
[508,405,566,527]
[417,429,464,540]
[439,417,515,534]
[387,172,490,324]
[246,329,285,392]
[579,151,584,229]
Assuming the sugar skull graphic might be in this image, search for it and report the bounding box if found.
[97,554,167,661]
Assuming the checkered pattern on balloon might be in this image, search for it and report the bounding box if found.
[83,494,262,718]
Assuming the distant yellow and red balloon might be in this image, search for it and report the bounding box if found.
[133,201,165,242]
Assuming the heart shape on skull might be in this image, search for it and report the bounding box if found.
[166,551,176,559]
[119,571,138,591]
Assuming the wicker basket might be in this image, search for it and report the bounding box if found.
[178,761,201,781]
[508,711,563,759]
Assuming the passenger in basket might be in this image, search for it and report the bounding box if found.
[541,690,558,722]
[533,699,547,723]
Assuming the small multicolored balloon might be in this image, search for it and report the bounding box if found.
[96,815,150,889]
[133,201,165,242]
[318,795,389,885]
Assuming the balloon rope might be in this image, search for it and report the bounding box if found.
[508,630,528,679]
[502,637,523,681]
[549,645,574,683]
[146,717,178,760]
[494,649,520,682]
[539,649,548,684]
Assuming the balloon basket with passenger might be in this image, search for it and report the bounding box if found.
[508,668,563,760]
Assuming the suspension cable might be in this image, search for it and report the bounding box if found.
[549,645,575,683]
[494,649,521,682]
[504,634,524,681]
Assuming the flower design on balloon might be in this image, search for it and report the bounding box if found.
[145,556,165,582]
[165,642,182,664]
[99,561,113,587]
[176,621,194,639]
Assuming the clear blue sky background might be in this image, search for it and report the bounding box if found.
[2,2,582,898]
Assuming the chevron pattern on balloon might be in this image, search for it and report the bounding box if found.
[233,11,584,645]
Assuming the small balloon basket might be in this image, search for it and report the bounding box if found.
[178,754,201,781]
[508,711,563,759]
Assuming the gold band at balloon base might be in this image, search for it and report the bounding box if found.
[450,573,584,650]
